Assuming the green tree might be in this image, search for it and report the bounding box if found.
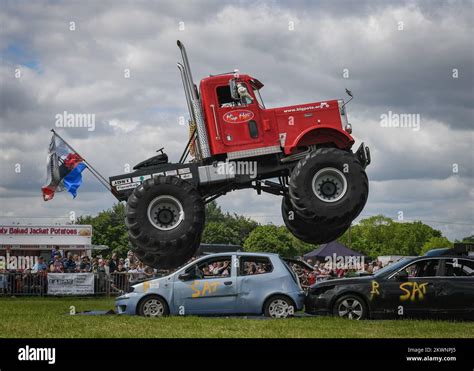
[457,235,474,243]
[244,225,314,257]
[420,236,453,255]
[201,221,240,245]
[202,201,258,246]
[76,203,129,257]
[339,215,444,258]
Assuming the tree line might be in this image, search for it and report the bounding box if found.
[77,202,470,259]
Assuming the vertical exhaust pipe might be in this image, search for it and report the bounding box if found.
[177,63,194,124]
[177,62,201,159]
[177,40,211,159]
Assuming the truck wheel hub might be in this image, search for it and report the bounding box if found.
[312,168,347,203]
[147,195,184,231]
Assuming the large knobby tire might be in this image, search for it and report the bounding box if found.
[289,148,368,226]
[129,237,199,270]
[125,175,205,261]
[137,295,170,317]
[332,294,368,320]
[281,196,350,244]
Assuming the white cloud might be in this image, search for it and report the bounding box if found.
[0,0,472,241]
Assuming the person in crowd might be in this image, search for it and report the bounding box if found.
[96,259,107,293]
[144,265,154,279]
[50,246,61,264]
[73,254,81,272]
[127,263,139,284]
[103,259,110,275]
[136,262,147,281]
[116,262,127,273]
[50,255,64,273]
[63,252,76,273]
[124,251,136,270]
[91,257,99,273]
[373,260,383,272]
[80,256,91,272]
[32,257,48,273]
[109,252,119,274]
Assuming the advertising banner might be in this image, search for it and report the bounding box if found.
[47,273,94,295]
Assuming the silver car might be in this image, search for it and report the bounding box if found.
[116,252,305,318]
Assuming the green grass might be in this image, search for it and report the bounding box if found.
[0,297,472,338]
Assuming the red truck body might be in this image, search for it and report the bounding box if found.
[200,73,354,157]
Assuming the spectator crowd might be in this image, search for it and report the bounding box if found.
[291,258,387,287]
[0,247,162,295]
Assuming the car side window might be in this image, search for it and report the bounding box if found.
[399,259,440,278]
[443,258,474,277]
[239,257,273,276]
[186,256,232,279]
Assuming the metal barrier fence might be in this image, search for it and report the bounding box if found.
[0,272,150,296]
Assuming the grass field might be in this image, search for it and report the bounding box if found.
[0,297,472,338]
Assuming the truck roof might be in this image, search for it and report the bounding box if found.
[200,73,264,89]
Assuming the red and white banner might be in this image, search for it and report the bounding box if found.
[0,225,92,246]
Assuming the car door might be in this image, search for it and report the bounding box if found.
[377,259,441,318]
[172,255,237,315]
[235,256,275,314]
[436,258,474,316]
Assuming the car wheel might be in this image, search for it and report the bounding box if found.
[333,294,367,320]
[264,295,295,319]
[137,295,169,317]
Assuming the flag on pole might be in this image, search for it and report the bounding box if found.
[41,133,87,201]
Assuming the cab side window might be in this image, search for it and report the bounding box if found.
[400,259,440,278]
[444,258,474,277]
[217,85,234,107]
[216,82,254,108]
[240,257,273,276]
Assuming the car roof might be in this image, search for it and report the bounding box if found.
[197,252,279,258]
[423,248,473,258]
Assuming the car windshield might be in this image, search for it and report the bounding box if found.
[373,257,413,277]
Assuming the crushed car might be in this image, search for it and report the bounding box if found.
[305,245,474,320]
[116,252,305,318]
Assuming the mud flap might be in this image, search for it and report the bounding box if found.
[355,142,371,169]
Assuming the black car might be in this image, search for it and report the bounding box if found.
[305,246,474,320]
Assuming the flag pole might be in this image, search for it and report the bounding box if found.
[50,129,111,192]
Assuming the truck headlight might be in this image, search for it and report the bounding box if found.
[344,123,352,134]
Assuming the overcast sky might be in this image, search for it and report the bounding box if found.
[0,0,472,240]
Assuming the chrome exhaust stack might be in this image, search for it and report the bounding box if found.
[177,63,194,127]
[177,40,211,159]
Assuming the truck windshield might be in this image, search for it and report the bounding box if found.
[253,88,265,109]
